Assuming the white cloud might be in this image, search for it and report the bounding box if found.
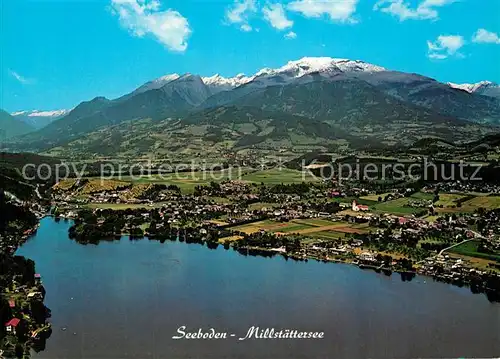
[472,28,500,44]
[240,23,253,32]
[110,0,191,52]
[427,35,465,59]
[374,0,456,21]
[263,3,293,30]
[9,70,33,85]
[284,31,297,39]
[288,0,359,23]
[225,0,257,32]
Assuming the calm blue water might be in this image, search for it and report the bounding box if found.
[17,218,500,359]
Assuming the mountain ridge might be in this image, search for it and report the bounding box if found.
[11,109,70,129]
[0,109,35,140]
[4,56,499,154]
[448,81,500,99]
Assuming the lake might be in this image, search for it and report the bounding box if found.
[17,218,500,359]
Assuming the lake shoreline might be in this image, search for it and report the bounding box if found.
[16,218,500,359]
[62,214,500,302]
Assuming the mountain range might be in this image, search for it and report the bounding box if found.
[11,109,70,129]
[0,109,69,140]
[3,57,500,156]
[0,110,35,140]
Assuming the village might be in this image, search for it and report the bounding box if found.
[2,165,500,357]
[2,170,500,357]
[0,193,52,359]
[49,176,500,302]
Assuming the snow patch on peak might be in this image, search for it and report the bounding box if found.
[29,109,69,117]
[152,73,180,84]
[237,57,387,90]
[202,73,253,93]
[448,81,497,93]
[12,109,69,118]
[11,109,70,129]
[131,74,181,97]
[254,67,275,77]
[245,57,386,89]
[11,110,28,116]
[272,57,386,77]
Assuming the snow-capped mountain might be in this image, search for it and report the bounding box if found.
[255,57,385,78]
[211,57,385,89]
[138,57,386,97]
[127,73,181,98]
[448,81,500,99]
[11,56,500,152]
[12,109,69,118]
[161,74,212,106]
[250,57,386,89]
[202,73,253,93]
[200,57,389,108]
[11,109,69,129]
[448,81,494,93]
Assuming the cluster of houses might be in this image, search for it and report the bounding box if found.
[218,181,252,195]
[307,240,363,260]
[418,254,487,282]
[425,182,500,194]
[3,274,45,337]
[0,223,40,257]
[407,199,434,208]
[52,177,500,275]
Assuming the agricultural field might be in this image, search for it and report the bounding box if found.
[54,178,131,194]
[447,253,499,272]
[422,215,440,223]
[119,174,212,193]
[410,191,435,201]
[307,231,346,240]
[241,168,319,184]
[230,220,285,234]
[437,195,500,213]
[273,223,317,234]
[448,241,500,262]
[248,202,281,211]
[360,192,395,201]
[80,179,130,194]
[108,168,317,192]
[356,191,498,217]
[230,218,372,238]
[434,193,467,207]
[86,202,166,210]
[460,196,500,210]
[293,218,342,227]
[52,178,78,191]
[372,198,422,216]
[218,235,244,243]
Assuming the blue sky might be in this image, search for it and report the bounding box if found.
[1,0,499,112]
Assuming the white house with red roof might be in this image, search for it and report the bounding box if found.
[5,318,21,334]
[352,200,369,212]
